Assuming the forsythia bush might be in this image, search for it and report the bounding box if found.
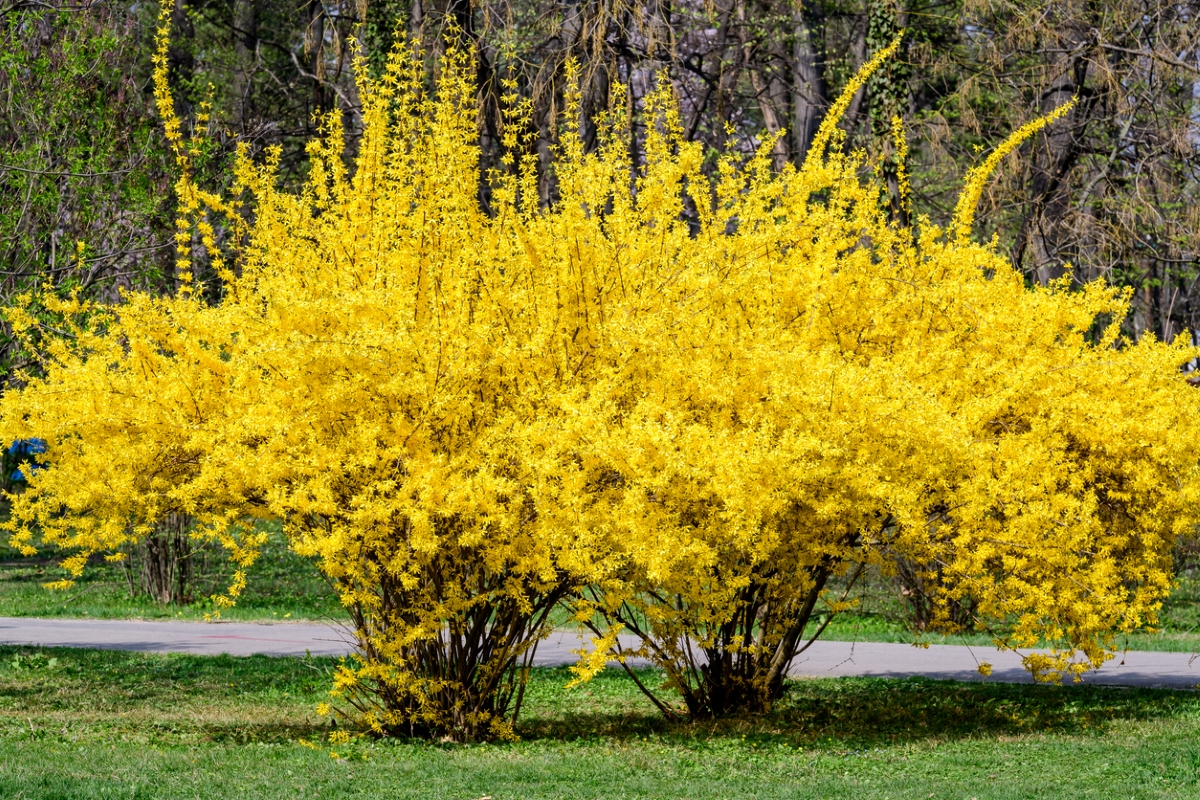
[3,8,1200,737]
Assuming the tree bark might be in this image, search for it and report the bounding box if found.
[125,513,195,605]
[1012,48,1088,286]
[232,0,259,133]
[790,4,828,164]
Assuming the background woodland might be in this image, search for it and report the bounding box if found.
[2,0,1199,373]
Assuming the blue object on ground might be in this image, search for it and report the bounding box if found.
[8,438,46,481]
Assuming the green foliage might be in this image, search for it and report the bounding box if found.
[0,4,176,378]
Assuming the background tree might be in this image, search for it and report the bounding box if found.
[9,0,1195,343]
[0,2,175,364]
[923,0,1200,343]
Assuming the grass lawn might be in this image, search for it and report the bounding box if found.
[1,645,1198,799]
[0,525,346,623]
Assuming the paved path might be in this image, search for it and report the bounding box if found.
[0,617,356,658]
[2,616,1198,690]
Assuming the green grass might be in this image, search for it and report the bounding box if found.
[1,645,1198,798]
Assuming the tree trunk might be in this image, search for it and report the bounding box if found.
[1011,43,1089,285]
[894,557,976,633]
[866,0,909,223]
[739,0,788,170]
[231,0,258,133]
[124,513,195,605]
[790,4,828,165]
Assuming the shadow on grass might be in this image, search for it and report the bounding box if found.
[0,716,332,746]
[517,665,1200,749]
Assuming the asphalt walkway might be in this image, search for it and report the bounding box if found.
[2,616,1197,690]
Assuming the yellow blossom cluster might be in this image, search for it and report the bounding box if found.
[2,7,1199,736]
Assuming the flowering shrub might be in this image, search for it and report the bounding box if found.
[3,6,1199,737]
[557,66,1200,716]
